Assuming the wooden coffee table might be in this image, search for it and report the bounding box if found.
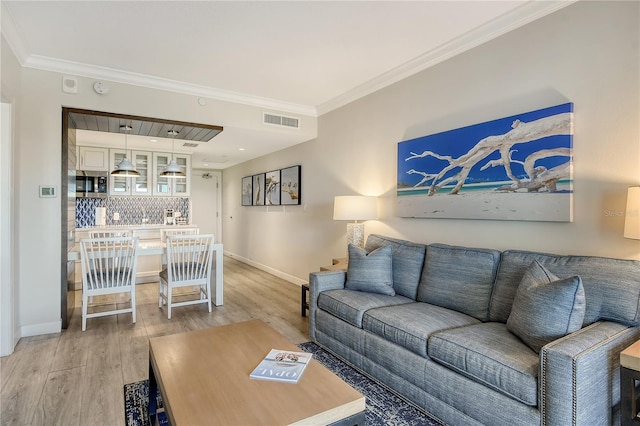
[148,319,365,425]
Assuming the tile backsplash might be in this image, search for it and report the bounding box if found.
[76,197,190,227]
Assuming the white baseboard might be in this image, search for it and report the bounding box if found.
[224,250,307,286]
[21,320,61,337]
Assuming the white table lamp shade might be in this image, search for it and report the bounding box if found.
[333,196,377,248]
[333,196,377,221]
[625,186,640,240]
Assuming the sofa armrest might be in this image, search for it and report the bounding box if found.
[308,271,346,340]
[540,321,640,426]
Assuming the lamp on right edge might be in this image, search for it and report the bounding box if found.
[624,186,640,239]
[333,195,378,248]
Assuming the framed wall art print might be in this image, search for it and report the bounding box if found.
[253,173,266,206]
[265,170,281,205]
[242,176,253,206]
[397,103,574,222]
[280,165,301,205]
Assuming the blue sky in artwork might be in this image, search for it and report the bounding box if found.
[397,103,573,189]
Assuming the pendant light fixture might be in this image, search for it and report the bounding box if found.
[110,125,140,177]
[160,129,186,178]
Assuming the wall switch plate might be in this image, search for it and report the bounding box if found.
[39,185,56,198]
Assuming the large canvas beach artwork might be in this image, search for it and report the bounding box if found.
[397,103,574,221]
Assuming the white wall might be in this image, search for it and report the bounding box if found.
[222,1,640,284]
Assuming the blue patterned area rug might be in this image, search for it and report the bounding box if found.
[299,342,440,426]
[124,380,167,426]
[124,342,441,426]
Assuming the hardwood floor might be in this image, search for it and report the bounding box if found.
[0,256,310,426]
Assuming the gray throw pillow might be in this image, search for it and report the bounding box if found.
[507,260,585,353]
[346,244,395,296]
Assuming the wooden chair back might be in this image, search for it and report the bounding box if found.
[80,237,139,291]
[164,234,214,285]
[89,230,132,239]
[160,228,199,242]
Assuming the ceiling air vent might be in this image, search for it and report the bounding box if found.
[263,112,300,129]
[182,142,199,148]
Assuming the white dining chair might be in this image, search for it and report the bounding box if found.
[158,234,215,319]
[89,230,132,238]
[80,236,139,331]
[159,228,201,271]
[160,227,199,242]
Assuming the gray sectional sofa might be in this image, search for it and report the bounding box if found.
[308,234,640,426]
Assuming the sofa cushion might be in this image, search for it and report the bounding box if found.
[489,250,640,325]
[363,302,480,357]
[429,322,539,406]
[365,234,426,299]
[507,261,585,353]
[346,244,395,296]
[317,289,413,328]
[417,243,501,321]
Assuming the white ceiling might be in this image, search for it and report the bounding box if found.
[1,0,574,169]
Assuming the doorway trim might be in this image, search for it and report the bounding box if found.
[1,99,17,355]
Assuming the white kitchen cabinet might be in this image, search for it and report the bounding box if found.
[78,147,109,171]
[152,152,191,196]
[172,154,191,196]
[109,149,129,195]
[131,150,152,196]
[108,149,152,196]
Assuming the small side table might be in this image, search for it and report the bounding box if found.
[301,258,349,317]
[301,284,310,317]
[320,257,348,272]
[621,340,640,425]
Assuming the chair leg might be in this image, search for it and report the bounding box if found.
[82,292,88,331]
[131,287,136,324]
[167,286,172,319]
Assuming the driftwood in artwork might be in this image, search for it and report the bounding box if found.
[265,175,279,205]
[405,113,573,195]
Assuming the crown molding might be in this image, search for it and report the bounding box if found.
[316,0,578,116]
[3,0,577,119]
[20,54,317,117]
[1,1,31,64]
[1,1,317,118]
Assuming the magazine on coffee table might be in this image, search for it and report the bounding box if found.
[250,349,312,383]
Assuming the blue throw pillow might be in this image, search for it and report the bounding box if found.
[346,244,395,296]
[507,260,585,353]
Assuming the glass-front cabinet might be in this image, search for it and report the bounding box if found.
[172,154,191,196]
[152,152,191,196]
[109,149,128,196]
[153,153,171,196]
[131,151,151,196]
[109,149,152,196]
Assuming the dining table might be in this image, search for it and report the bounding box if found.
[68,240,224,306]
